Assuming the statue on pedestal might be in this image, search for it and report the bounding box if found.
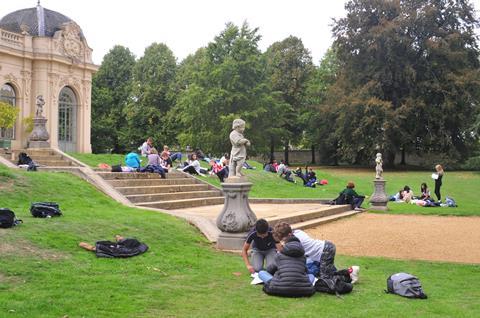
[228,119,250,178]
[375,153,383,179]
[35,95,45,118]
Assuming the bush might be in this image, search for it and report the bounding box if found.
[460,156,480,171]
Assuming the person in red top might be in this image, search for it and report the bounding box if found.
[209,159,229,183]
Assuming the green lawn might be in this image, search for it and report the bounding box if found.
[68,153,480,216]
[0,164,479,317]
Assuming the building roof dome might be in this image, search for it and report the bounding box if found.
[0,4,84,38]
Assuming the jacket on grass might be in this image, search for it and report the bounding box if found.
[263,236,315,297]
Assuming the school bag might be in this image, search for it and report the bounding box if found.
[0,208,23,228]
[95,238,149,258]
[30,202,62,218]
[314,270,353,295]
[386,273,427,299]
[445,196,457,207]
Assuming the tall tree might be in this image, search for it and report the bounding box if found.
[264,36,314,163]
[123,43,177,149]
[172,22,284,156]
[91,45,135,153]
[328,0,480,166]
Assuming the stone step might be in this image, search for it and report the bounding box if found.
[117,184,210,195]
[136,197,225,210]
[14,149,56,156]
[108,178,199,187]
[291,210,361,230]
[266,205,352,227]
[28,154,64,161]
[126,190,222,203]
[98,171,189,180]
[35,159,71,166]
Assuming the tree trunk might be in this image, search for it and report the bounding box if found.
[400,147,406,165]
[385,151,396,168]
[284,140,289,165]
[270,136,275,162]
[311,145,316,164]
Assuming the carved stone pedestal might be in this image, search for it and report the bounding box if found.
[216,180,257,250]
[28,117,50,148]
[370,179,388,211]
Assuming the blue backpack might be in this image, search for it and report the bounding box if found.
[445,196,457,207]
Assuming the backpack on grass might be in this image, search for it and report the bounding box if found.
[386,273,427,299]
[314,270,353,295]
[0,208,23,228]
[30,202,62,218]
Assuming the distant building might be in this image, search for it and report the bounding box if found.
[0,2,97,152]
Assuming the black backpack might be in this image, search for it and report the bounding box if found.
[386,273,427,299]
[315,270,353,295]
[95,238,149,258]
[17,152,33,165]
[0,208,23,228]
[30,202,62,218]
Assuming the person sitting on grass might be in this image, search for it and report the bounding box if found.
[419,183,431,200]
[242,219,280,274]
[305,166,318,187]
[277,160,295,183]
[258,235,316,298]
[159,151,173,171]
[272,222,359,284]
[139,137,154,157]
[125,151,141,169]
[209,158,228,183]
[180,153,207,176]
[339,181,366,211]
[163,145,182,163]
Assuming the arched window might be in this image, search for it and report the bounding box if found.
[0,83,16,140]
[58,86,77,152]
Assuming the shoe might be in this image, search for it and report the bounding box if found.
[349,266,360,284]
[354,207,363,212]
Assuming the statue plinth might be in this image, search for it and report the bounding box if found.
[370,179,388,211]
[216,181,257,250]
[28,116,50,148]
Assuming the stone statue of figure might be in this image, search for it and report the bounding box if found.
[228,119,250,178]
[375,152,383,179]
[35,95,45,117]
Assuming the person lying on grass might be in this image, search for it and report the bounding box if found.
[242,219,280,274]
[272,222,359,284]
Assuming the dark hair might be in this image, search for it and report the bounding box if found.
[255,219,269,234]
[273,222,292,241]
[404,185,410,192]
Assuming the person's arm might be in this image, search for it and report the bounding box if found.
[241,242,255,273]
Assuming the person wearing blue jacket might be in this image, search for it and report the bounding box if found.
[125,152,141,169]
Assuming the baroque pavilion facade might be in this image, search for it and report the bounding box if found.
[0,2,97,153]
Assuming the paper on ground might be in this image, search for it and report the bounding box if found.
[250,273,263,285]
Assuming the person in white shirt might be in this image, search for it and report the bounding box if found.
[139,137,154,157]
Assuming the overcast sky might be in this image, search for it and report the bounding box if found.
[2,0,480,65]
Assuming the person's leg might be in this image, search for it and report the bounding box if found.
[79,242,95,251]
[183,165,198,175]
[353,197,364,208]
[258,270,273,283]
[434,183,441,201]
[308,274,316,285]
[319,241,337,278]
[250,248,266,272]
[170,153,182,162]
[264,248,277,269]
[217,169,226,182]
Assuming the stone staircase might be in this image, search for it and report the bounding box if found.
[266,205,358,230]
[98,171,224,210]
[1,148,75,167]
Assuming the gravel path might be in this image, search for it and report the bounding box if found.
[306,213,480,264]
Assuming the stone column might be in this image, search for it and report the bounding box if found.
[370,179,388,211]
[216,178,257,250]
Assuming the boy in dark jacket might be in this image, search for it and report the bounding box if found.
[259,236,316,297]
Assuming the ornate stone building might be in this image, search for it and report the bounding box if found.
[0,2,97,152]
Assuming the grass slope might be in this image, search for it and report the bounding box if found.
[68,153,479,216]
[0,165,479,317]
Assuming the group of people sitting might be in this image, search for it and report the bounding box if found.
[264,160,326,188]
[242,219,359,297]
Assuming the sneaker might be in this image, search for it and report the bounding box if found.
[354,207,365,212]
[349,266,360,284]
